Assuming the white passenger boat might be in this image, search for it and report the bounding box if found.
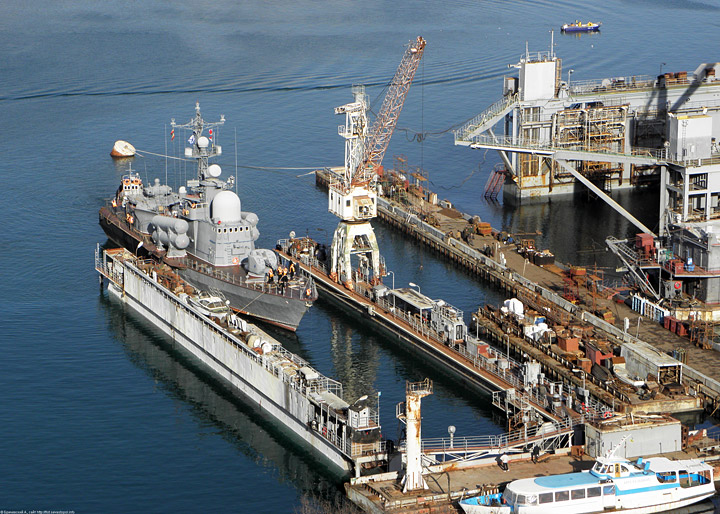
[460,442,714,513]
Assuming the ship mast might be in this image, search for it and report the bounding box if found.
[171,102,226,184]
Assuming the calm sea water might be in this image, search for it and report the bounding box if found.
[3,1,720,512]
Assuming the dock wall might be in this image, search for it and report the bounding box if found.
[103,257,353,472]
[374,198,720,403]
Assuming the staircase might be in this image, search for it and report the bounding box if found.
[454,93,519,145]
[484,165,506,199]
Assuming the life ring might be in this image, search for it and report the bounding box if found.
[603,411,611,419]
[232,257,239,265]
[305,288,312,297]
[123,178,131,186]
[322,426,327,437]
[128,215,134,224]
[132,178,141,185]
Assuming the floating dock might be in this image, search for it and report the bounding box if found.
[95,246,385,476]
[314,168,720,418]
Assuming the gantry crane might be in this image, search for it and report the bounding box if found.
[328,36,426,288]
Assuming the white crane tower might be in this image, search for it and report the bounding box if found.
[328,36,426,289]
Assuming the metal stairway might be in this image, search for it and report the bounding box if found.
[484,165,506,199]
[454,93,519,145]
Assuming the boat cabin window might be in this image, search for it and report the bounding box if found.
[555,490,569,502]
[679,470,689,486]
[571,489,585,500]
[657,471,676,483]
[516,494,537,506]
[602,485,616,495]
[587,487,601,498]
[502,490,516,505]
[539,492,554,504]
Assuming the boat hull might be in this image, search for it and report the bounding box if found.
[460,491,715,514]
[561,25,600,32]
[178,266,311,331]
[99,207,311,331]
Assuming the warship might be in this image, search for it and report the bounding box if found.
[99,103,317,331]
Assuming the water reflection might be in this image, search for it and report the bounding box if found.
[99,293,349,503]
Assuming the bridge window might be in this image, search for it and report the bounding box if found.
[587,487,601,498]
[554,490,569,502]
[539,493,553,504]
[602,485,616,495]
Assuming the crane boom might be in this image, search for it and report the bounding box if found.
[354,36,426,186]
[326,37,426,289]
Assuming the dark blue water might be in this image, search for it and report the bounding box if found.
[3,1,720,511]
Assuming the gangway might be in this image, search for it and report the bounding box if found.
[454,93,519,144]
[397,418,574,469]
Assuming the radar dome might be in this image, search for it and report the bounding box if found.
[198,136,209,148]
[208,164,222,178]
[211,190,242,223]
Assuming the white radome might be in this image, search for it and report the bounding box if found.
[211,190,242,223]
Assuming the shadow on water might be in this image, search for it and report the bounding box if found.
[98,292,351,507]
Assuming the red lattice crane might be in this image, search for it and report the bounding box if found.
[354,36,426,187]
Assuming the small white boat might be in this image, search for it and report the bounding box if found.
[110,140,136,158]
[460,441,714,513]
[181,290,231,321]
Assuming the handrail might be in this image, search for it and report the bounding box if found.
[454,93,519,141]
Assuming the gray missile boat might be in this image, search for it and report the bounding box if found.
[99,103,317,331]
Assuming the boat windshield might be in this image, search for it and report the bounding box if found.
[516,494,538,506]
[593,462,607,474]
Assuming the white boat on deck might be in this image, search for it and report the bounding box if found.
[180,290,230,321]
[460,440,714,514]
[110,140,136,158]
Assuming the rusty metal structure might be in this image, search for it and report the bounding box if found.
[397,378,433,492]
[327,37,426,289]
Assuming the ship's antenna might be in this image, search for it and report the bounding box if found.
[605,435,629,459]
[550,29,554,59]
[164,123,168,186]
[235,127,238,195]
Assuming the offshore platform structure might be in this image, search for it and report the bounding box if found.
[454,38,720,321]
[328,36,426,289]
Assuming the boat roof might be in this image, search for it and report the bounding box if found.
[508,471,598,494]
[646,457,712,473]
[390,288,435,311]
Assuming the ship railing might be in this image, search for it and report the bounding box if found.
[183,257,311,300]
[453,93,519,142]
[568,75,657,96]
[373,295,550,410]
[375,296,443,341]
[463,133,666,160]
[519,50,554,63]
[418,417,573,454]
[104,247,356,428]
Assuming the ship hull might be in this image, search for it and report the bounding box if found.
[178,267,310,331]
[99,207,310,331]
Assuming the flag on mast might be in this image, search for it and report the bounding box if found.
[170,129,175,141]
